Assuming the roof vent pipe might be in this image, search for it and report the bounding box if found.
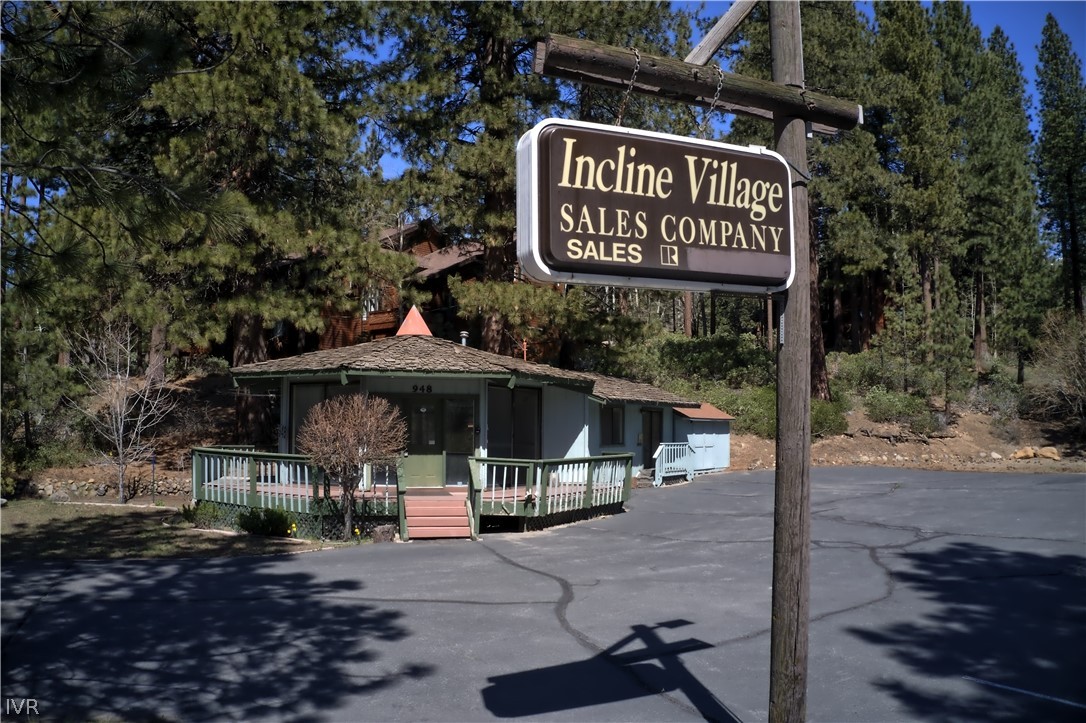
[460,331,469,346]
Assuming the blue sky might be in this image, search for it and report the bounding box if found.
[694,0,1085,121]
[379,2,1084,177]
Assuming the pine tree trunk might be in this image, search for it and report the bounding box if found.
[1067,169,1083,315]
[233,312,271,445]
[849,277,863,351]
[921,254,934,364]
[873,274,888,339]
[481,243,510,353]
[830,278,845,352]
[683,291,693,337]
[147,322,167,384]
[479,30,517,353]
[973,267,988,370]
[22,410,33,452]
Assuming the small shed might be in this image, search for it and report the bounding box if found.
[674,403,733,474]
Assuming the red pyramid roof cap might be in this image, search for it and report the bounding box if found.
[395,306,433,336]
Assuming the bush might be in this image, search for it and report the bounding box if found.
[969,366,1025,439]
[181,501,222,529]
[863,386,938,434]
[237,507,295,537]
[811,398,848,438]
[827,349,889,395]
[658,331,776,388]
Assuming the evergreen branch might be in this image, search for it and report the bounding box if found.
[33,187,109,267]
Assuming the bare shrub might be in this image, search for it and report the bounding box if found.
[297,394,406,540]
[1027,312,1086,433]
[72,317,177,502]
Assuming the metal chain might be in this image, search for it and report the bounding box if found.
[614,47,640,127]
[698,64,725,139]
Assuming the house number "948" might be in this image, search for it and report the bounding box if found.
[412,384,433,394]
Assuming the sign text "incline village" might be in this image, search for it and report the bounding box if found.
[517,119,795,292]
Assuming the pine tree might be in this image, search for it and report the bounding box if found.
[1,2,182,469]
[972,28,1051,379]
[1035,14,1086,315]
[724,2,885,396]
[3,3,417,445]
[932,1,992,371]
[870,0,966,393]
[136,2,413,440]
[799,3,886,395]
[359,1,694,358]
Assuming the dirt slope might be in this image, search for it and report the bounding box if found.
[732,409,1085,474]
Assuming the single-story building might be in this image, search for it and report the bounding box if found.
[192,309,731,539]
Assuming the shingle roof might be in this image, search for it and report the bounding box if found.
[580,372,700,408]
[232,335,590,387]
[415,241,484,278]
[674,402,734,420]
[231,335,699,407]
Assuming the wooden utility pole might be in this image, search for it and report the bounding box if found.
[769,3,812,721]
[533,6,858,718]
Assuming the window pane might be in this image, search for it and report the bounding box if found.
[512,388,540,459]
[488,386,512,458]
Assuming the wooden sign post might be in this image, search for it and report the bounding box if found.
[532,3,860,719]
[768,4,812,721]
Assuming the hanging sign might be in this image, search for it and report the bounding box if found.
[516,119,794,292]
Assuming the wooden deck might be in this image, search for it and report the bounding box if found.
[191,448,633,538]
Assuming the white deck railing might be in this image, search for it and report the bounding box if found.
[652,443,694,487]
[192,448,398,514]
[471,454,633,517]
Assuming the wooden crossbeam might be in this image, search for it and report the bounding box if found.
[534,34,862,131]
[685,0,758,65]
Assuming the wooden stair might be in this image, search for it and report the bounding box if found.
[404,490,472,539]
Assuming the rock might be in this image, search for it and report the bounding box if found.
[1038,446,1061,461]
[1012,447,1035,459]
[990,451,1003,460]
[50,491,71,503]
[96,484,108,497]
[371,524,397,543]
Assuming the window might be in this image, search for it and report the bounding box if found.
[601,405,625,446]
[290,382,357,452]
[487,385,541,459]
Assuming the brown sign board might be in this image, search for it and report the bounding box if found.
[517,119,794,292]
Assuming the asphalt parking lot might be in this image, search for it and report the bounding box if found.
[2,468,1084,722]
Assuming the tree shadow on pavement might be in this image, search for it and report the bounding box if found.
[848,542,1086,722]
[1,552,432,722]
[481,619,741,722]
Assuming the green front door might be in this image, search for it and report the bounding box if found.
[402,399,444,487]
[398,396,478,488]
[443,398,475,486]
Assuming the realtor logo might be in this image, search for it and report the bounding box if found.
[5,699,39,715]
[660,245,679,266]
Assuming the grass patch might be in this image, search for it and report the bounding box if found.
[0,499,328,561]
